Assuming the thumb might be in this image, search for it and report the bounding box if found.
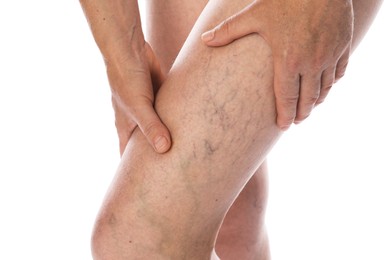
[201,2,261,46]
[133,100,172,153]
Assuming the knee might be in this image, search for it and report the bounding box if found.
[90,217,107,260]
[90,212,119,260]
[91,211,161,259]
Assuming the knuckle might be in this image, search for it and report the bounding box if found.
[275,83,299,101]
[276,51,300,73]
[315,98,325,106]
[316,89,331,105]
[336,60,349,79]
[296,98,316,121]
[338,59,349,70]
[322,75,335,88]
[296,106,312,121]
[284,57,301,73]
[322,81,334,90]
[298,110,310,120]
[277,106,297,123]
[278,118,294,129]
[278,94,299,106]
[335,67,347,80]
[321,83,333,92]
[219,18,233,36]
[308,87,321,102]
[313,55,327,71]
[277,106,297,126]
[296,113,310,122]
[305,95,320,105]
[278,116,295,128]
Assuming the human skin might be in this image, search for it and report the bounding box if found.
[143,1,383,258]
[202,0,355,130]
[144,1,270,259]
[80,0,171,155]
[202,0,383,132]
[92,0,281,258]
[83,0,383,259]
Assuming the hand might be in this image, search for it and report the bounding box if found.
[202,0,354,130]
[107,42,171,155]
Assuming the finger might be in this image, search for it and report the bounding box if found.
[316,66,336,106]
[133,99,172,153]
[295,73,321,124]
[201,1,261,46]
[335,45,351,82]
[274,60,300,130]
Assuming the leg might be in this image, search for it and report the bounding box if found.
[142,0,383,258]
[212,2,384,259]
[91,0,383,259]
[216,163,270,260]
[212,2,384,260]
[92,0,281,258]
[144,1,271,258]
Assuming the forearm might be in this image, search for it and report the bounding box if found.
[79,0,150,104]
[79,0,145,64]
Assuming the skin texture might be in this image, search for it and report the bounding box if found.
[92,0,282,258]
[80,0,171,155]
[79,0,383,259]
[202,0,355,130]
[144,1,271,259]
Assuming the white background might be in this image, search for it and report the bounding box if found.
[0,1,389,259]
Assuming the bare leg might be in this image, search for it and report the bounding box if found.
[216,163,270,259]
[91,0,383,259]
[212,2,384,259]
[212,2,384,260]
[92,0,280,258]
[144,1,271,259]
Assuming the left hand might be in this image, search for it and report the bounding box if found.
[201,0,354,130]
[107,42,170,155]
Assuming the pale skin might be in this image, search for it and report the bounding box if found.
[79,0,383,259]
[202,0,354,130]
[143,1,270,258]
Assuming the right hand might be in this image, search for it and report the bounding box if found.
[201,0,353,130]
[107,42,171,155]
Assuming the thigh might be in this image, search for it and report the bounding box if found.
[143,0,280,221]
[96,0,281,257]
[143,0,208,75]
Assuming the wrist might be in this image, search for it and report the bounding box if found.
[105,50,150,96]
[101,32,146,66]
[81,0,146,64]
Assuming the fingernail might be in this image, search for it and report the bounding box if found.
[154,136,169,153]
[201,30,215,42]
